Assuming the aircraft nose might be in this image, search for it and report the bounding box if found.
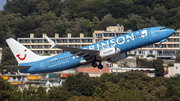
[169,29,175,34]
[167,28,175,36]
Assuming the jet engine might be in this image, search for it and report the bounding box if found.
[99,47,120,59]
[108,52,127,62]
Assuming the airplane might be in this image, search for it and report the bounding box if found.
[5,26,175,74]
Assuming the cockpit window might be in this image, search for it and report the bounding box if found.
[160,28,166,30]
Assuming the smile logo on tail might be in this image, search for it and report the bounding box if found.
[16,49,27,61]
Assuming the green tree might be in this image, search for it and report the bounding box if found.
[1,47,17,65]
[23,86,48,101]
[36,1,49,15]
[175,55,180,63]
[0,77,22,101]
[62,73,97,96]
[48,86,79,101]
[151,59,164,77]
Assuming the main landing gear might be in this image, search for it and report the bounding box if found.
[91,57,103,69]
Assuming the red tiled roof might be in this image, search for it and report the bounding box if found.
[61,74,72,78]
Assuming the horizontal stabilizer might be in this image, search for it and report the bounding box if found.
[4,65,31,70]
[45,36,56,49]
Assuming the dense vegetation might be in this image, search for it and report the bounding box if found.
[1,0,180,47]
[1,72,180,101]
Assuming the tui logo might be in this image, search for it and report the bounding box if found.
[16,49,27,61]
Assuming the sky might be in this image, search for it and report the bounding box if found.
[0,0,6,11]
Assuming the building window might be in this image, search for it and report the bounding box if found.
[155,44,160,48]
[57,51,62,54]
[25,45,30,49]
[95,39,102,43]
[175,44,179,47]
[70,45,74,47]
[82,45,87,47]
[174,39,179,42]
[25,40,30,43]
[19,40,24,43]
[63,39,68,43]
[44,40,48,43]
[174,33,179,36]
[95,34,102,38]
[38,45,43,49]
[76,45,81,48]
[149,51,153,54]
[44,45,50,48]
[44,51,49,54]
[51,51,55,54]
[168,39,173,42]
[32,45,37,49]
[69,40,74,43]
[89,39,92,43]
[38,51,43,54]
[149,44,153,48]
[162,44,166,48]
[117,33,122,36]
[32,40,37,43]
[110,34,115,37]
[57,40,62,43]
[38,40,43,43]
[76,39,80,43]
[82,39,87,43]
[168,44,173,48]
[104,34,109,37]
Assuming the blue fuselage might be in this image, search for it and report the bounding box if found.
[20,26,175,73]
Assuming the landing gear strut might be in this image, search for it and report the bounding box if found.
[91,57,103,69]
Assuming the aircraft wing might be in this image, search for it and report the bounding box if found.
[45,36,99,59]
[4,65,31,70]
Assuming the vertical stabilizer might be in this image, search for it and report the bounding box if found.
[6,38,49,64]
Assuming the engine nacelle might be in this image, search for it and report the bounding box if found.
[99,47,120,59]
[108,52,127,62]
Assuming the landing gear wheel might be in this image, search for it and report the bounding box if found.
[98,64,103,69]
[91,56,97,67]
[92,62,97,67]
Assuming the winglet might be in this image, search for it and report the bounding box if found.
[45,36,56,49]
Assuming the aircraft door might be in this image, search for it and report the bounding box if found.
[151,28,156,36]
[40,62,45,70]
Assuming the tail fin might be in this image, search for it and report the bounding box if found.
[6,38,49,64]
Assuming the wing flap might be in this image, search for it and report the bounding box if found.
[4,65,31,70]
